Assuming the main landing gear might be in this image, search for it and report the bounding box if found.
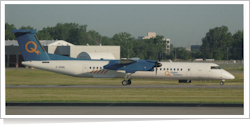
[122,73,133,86]
[122,79,131,86]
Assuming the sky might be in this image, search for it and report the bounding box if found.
[4,3,243,47]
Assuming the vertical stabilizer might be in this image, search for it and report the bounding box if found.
[12,29,50,61]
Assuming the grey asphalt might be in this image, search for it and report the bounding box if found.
[6,85,243,89]
[6,103,243,115]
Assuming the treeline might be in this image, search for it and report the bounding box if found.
[172,26,243,60]
[199,26,243,60]
[5,23,243,60]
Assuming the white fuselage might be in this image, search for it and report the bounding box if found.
[22,60,235,81]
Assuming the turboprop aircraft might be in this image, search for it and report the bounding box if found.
[12,29,235,86]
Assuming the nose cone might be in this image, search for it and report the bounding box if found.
[224,72,235,80]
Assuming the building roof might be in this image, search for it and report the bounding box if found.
[77,52,115,60]
[191,45,202,47]
[5,40,75,46]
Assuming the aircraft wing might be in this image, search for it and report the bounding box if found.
[118,57,140,64]
[104,58,160,73]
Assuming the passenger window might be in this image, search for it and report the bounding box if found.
[160,68,162,70]
[188,69,190,71]
[211,66,222,69]
[181,68,182,71]
[90,67,91,69]
[164,68,165,71]
[93,67,95,69]
[177,68,179,71]
[97,67,98,69]
[100,67,102,69]
[174,68,176,71]
[167,68,169,71]
[170,68,172,71]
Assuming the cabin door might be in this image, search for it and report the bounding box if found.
[197,68,204,79]
[82,64,89,76]
[186,67,191,78]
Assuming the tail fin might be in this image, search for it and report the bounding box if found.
[12,29,50,61]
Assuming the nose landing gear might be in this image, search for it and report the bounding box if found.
[220,80,225,86]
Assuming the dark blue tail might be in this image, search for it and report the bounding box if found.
[12,29,50,61]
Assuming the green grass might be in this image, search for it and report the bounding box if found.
[5,68,244,103]
[6,88,243,103]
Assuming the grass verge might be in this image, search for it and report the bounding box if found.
[6,88,243,103]
[5,68,244,103]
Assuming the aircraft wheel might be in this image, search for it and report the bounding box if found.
[127,80,131,85]
[122,80,128,86]
[220,81,224,86]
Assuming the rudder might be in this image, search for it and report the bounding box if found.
[12,29,50,61]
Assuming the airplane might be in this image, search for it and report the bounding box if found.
[12,29,235,86]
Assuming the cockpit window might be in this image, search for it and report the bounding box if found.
[211,66,222,69]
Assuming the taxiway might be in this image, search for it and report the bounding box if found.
[6,85,243,89]
[6,103,243,115]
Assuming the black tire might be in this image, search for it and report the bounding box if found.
[128,80,131,85]
[122,80,127,86]
[220,81,224,86]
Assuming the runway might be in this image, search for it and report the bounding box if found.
[6,85,243,89]
[6,103,243,115]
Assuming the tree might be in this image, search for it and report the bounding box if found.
[88,30,101,45]
[200,26,233,60]
[36,23,88,45]
[19,26,35,30]
[112,32,135,58]
[173,47,191,60]
[100,36,113,45]
[194,51,203,58]
[36,27,53,40]
[5,23,16,40]
[213,50,222,60]
[230,30,243,60]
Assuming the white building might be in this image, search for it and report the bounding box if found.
[138,32,157,40]
[138,32,171,54]
[40,40,75,46]
[77,52,115,60]
[164,39,171,54]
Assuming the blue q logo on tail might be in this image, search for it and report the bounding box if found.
[12,29,50,61]
[25,41,41,55]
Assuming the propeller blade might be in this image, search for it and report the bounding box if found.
[154,62,162,67]
[154,61,162,75]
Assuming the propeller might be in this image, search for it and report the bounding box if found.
[154,61,162,75]
[154,51,162,75]
[145,52,162,75]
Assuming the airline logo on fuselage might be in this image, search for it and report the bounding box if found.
[165,71,183,76]
[165,71,171,76]
[25,41,41,55]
